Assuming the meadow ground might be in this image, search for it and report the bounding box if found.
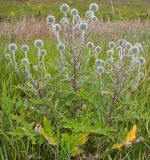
[0,0,150,160]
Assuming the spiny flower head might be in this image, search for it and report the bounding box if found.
[21,44,29,53]
[79,21,88,31]
[61,18,69,27]
[53,24,61,32]
[92,15,97,22]
[138,72,144,78]
[34,39,44,49]
[21,58,29,66]
[118,39,124,46]
[5,53,11,59]
[70,8,78,16]
[57,43,65,51]
[95,46,101,53]
[131,46,139,55]
[40,49,47,57]
[96,59,105,66]
[45,73,51,81]
[85,10,93,18]
[107,49,114,57]
[134,43,143,52]
[138,56,145,65]
[109,42,116,49]
[89,3,99,12]
[9,43,17,52]
[87,42,94,49]
[97,66,105,74]
[75,15,81,20]
[60,3,70,13]
[47,15,55,24]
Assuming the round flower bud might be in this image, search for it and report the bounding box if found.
[75,15,81,20]
[9,43,17,52]
[53,24,61,32]
[70,8,78,16]
[122,40,128,48]
[125,42,132,50]
[118,39,124,46]
[131,46,139,55]
[87,42,94,49]
[107,49,114,57]
[79,21,88,31]
[138,72,144,79]
[21,45,29,53]
[106,58,113,64]
[21,58,29,66]
[138,56,145,65]
[47,15,55,24]
[57,43,65,51]
[92,16,97,22]
[40,49,47,56]
[89,3,99,12]
[109,42,116,48]
[62,19,69,27]
[85,10,93,18]
[60,3,70,13]
[95,46,101,53]
[134,43,143,52]
[34,39,44,49]
[5,53,11,59]
[96,59,105,66]
[97,66,105,74]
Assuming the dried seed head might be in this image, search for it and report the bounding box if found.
[47,15,55,24]
[87,42,94,49]
[95,46,101,53]
[97,66,105,74]
[57,43,65,51]
[9,43,17,52]
[89,3,99,12]
[70,8,78,16]
[109,42,116,48]
[21,58,29,66]
[21,45,29,53]
[79,21,88,31]
[34,39,44,49]
[5,53,11,59]
[138,56,145,65]
[107,49,114,57]
[40,49,47,56]
[60,3,70,13]
[53,24,61,32]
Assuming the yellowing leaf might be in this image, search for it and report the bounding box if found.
[72,147,83,156]
[126,124,137,142]
[112,143,123,149]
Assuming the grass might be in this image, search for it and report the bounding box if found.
[0,1,150,160]
[0,0,150,21]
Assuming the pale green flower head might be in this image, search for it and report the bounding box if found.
[57,43,65,51]
[47,15,55,24]
[34,39,44,49]
[60,3,70,13]
[21,45,29,53]
[89,3,99,12]
[79,21,88,31]
[70,8,78,16]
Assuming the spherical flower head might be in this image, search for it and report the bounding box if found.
[107,49,114,57]
[53,24,61,32]
[109,42,116,49]
[106,57,113,64]
[134,43,143,52]
[70,8,78,16]
[5,53,11,59]
[96,59,105,66]
[47,15,55,24]
[136,60,141,67]
[122,40,128,48]
[89,3,99,12]
[60,3,70,13]
[21,58,29,66]
[9,43,17,52]
[138,56,145,65]
[79,21,88,31]
[21,44,29,53]
[75,15,81,20]
[40,49,47,57]
[117,46,122,52]
[95,46,101,53]
[87,42,94,49]
[34,39,44,49]
[138,72,144,79]
[97,66,105,75]
[131,46,139,55]
[125,42,132,50]
[85,10,93,18]
[92,16,97,22]
[61,18,69,27]
[57,43,65,52]
[118,39,124,46]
